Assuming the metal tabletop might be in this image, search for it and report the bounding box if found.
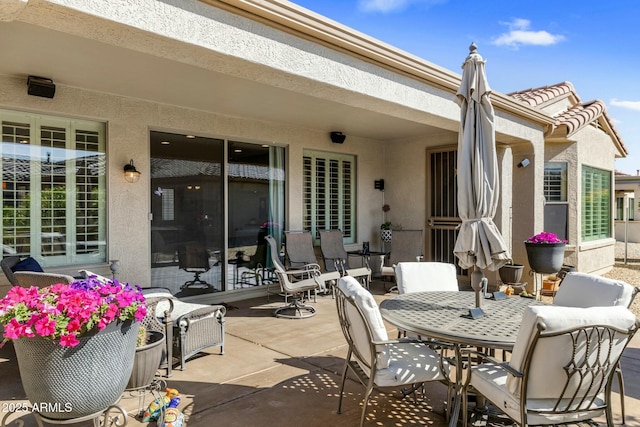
[379,291,548,350]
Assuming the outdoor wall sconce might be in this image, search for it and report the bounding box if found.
[330,131,346,144]
[27,75,56,99]
[517,158,530,168]
[123,159,141,183]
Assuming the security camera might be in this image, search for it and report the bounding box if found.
[517,158,530,168]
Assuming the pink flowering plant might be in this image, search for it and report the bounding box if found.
[0,277,147,348]
[525,231,567,244]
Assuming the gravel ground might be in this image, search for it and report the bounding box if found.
[593,241,640,316]
[536,242,640,316]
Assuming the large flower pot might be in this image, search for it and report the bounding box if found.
[127,330,165,390]
[13,320,139,419]
[525,242,566,274]
[498,263,524,284]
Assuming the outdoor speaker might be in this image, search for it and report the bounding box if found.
[374,179,385,191]
[330,131,346,144]
[27,76,56,99]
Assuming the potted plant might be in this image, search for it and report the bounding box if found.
[498,260,525,284]
[0,277,147,419]
[524,231,567,274]
[127,324,165,390]
[380,204,393,242]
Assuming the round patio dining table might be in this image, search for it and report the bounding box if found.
[379,291,548,427]
[379,290,547,350]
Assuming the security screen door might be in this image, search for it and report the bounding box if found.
[427,149,465,276]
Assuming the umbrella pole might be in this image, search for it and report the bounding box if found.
[470,266,487,309]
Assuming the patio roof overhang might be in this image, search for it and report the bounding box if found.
[0,0,554,142]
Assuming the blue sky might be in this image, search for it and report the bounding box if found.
[291,0,640,175]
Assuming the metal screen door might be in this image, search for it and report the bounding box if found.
[427,149,466,276]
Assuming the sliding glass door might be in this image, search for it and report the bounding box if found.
[150,132,224,296]
[150,132,285,297]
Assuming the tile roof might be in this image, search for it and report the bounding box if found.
[547,100,605,138]
[508,82,577,107]
[508,82,628,155]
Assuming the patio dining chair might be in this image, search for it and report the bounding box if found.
[552,271,640,423]
[318,229,371,288]
[284,230,341,295]
[335,276,451,427]
[265,234,325,319]
[462,304,639,427]
[394,262,459,294]
[177,243,212,290]
[380,229,424,288]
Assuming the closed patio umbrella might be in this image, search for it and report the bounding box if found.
[453,43,510,302]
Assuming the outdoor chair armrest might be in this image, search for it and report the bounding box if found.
[461,348,522,389]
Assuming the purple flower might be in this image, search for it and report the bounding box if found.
[525,232,567,244]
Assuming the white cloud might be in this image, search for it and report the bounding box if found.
[358,0,443,13]
[611,99,640,111]
[359,0,410,12]
[492,18,565,48]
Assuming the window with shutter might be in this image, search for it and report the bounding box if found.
[1,110,106,266]
[303,150,356,244]
[581,165,611,241]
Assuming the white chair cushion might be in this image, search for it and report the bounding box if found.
[395,262,458,294]
[375,341,448,387]
[471,362,606,425]
[554,272,635,308]
[507,305,636,397]
[338,276,390,369]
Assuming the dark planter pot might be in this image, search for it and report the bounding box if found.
[13,320,138,419]
[498,263,524,284]
[127,330,165,390]
[525,242,566,274]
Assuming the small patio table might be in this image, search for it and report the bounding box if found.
[379,291,547,427]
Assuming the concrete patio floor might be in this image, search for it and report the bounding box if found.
[1,279,639,426]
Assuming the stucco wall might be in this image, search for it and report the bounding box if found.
[0,73,386,291]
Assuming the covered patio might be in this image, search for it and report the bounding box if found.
[1,277,638,427]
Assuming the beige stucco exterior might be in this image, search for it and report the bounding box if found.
[0,0,622,299]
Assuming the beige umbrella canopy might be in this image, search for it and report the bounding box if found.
[453,43,510,282]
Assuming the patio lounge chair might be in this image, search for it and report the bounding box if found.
[2,256,45,286]
[335,276,451,427]
[318,229,371,288]
[14,271,75,287]
[462,305,639,427]
[142,287,225,374]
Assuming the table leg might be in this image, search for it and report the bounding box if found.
[448,343,463,427]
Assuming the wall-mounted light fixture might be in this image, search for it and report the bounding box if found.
[27,75,56,99]
[517,158,530,168]
[123,159,141,183]
[330,131,346,144]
